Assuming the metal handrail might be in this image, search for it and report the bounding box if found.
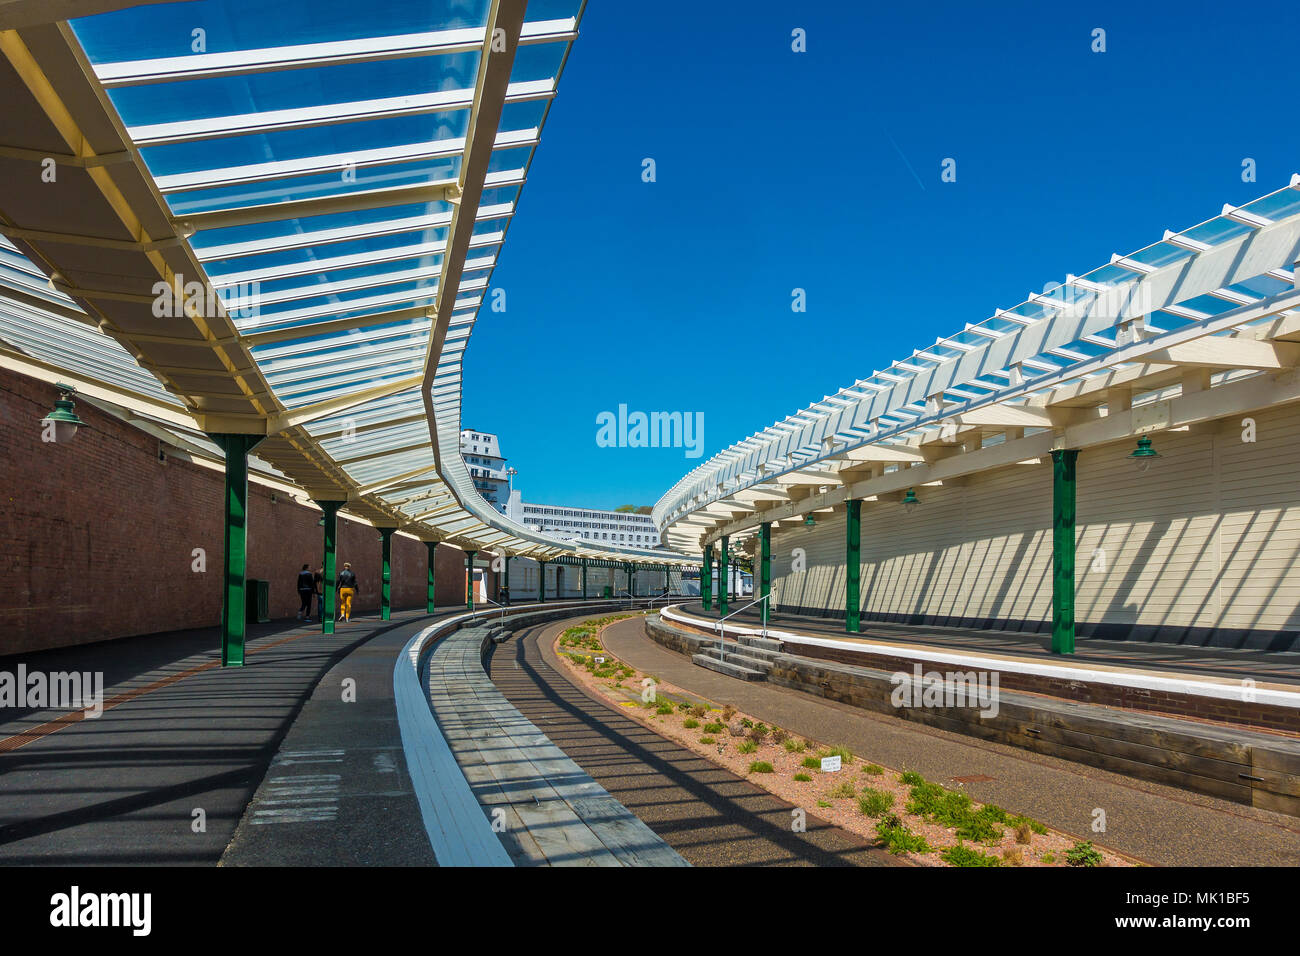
[712,593,770,661]
[639,587,675,609]
[479,596,508,630]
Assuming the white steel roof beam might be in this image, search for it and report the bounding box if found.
[128,79,555,146]
[93,19,578,87]
[158,127,537,193]
[215,234,497,286]
[193,204,512,261]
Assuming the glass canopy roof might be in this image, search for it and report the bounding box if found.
[0,0,690,565]
[655,179,1300,550]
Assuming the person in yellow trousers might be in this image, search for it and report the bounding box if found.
[337,562,358,624]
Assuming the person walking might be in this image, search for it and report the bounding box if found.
[296,563,315,622]
[337,562,358,624]
[312,565,324,619]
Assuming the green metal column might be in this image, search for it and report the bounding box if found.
[759,521,772,626]
[538,560,546,602]
[465,549,476,611]
[211,433,263,667]
[846,500,861,633]
[581,558,588,599]
[702,546,713,609]
[315,500,343,635]
[317,500,343,632]
[626,563,634,598]
[379,527,395,621]
[718,535,730,617]
[425,541,437,612]
[1051,449,1079,655]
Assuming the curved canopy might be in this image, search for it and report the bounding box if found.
[0,0,696,567]
[655,179,1300,555]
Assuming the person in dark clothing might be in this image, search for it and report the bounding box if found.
[296,563,314,622]
[337,562,358,623]
[312,566,324,619]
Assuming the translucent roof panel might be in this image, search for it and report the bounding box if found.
[70,0,492,61]
[137,113,474,179]
[104,53,482,128]
[165,158,465,216]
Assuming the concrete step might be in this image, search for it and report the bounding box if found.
[698,647,773,673]
[691,653,765,681]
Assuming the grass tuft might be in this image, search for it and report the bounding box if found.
[857,788,895,817]
[941,842,1002,867]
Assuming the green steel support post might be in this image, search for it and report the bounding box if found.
[465,549,476,611]
[719,535,730,617]
[581,558,588,599]
[211,433,263,667]
[760,522,772,626]
[315,500,344,635]
[538,560,546,602]
[702,546,713,609]
[1051,449,1079,655]
[379,527,395,621]
[846,499,861,633]
[425,541,437,612]
[626,563,633,598]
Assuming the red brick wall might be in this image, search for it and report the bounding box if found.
[0,368,473,653]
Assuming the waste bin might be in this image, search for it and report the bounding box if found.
[245,579,270,625]
[602,585,613,598]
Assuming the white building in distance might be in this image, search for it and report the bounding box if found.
[507,491,663,548]
[460,428,510,515]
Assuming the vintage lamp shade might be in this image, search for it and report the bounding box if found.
[1127,435,1160,473]
[42,383,86,443]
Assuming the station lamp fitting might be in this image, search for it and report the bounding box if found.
[902,488,920,513]
[1127,435,1160,473]
[804,514,816,528]
[42,383,87,443]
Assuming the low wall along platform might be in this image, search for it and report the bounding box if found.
[645,613,1300,818]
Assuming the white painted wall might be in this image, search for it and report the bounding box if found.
[499,560,671,599]
[769,404,1300,634]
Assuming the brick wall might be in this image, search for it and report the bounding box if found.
[0,367,476,653]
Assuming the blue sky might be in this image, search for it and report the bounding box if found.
[462,0,1300,511]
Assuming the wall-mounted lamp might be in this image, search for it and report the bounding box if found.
[902,488,920,513]
[42,383,86,443]
[804,514,816,528]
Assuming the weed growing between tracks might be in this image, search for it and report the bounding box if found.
[556,615,1133,868]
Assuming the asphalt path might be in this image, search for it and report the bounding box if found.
[488,616,903,867]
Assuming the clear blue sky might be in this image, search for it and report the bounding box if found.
[462,0,1299,512]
